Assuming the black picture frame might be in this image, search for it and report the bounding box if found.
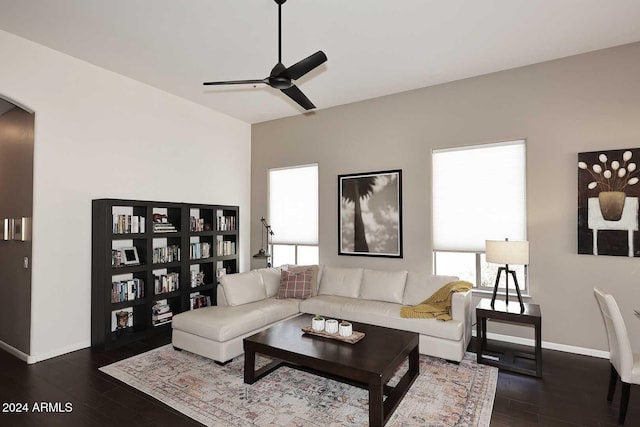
[338,169,403,258]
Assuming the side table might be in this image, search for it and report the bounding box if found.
[476,298,542,377]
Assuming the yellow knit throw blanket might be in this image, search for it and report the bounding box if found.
[400,280,473,321]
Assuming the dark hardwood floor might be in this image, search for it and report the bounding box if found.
[484,338,640,427]
[0,336,638,426]
[0,335,200,427]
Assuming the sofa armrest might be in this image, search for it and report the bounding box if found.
[451,290,472,347]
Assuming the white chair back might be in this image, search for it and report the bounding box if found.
[594,287,634,382]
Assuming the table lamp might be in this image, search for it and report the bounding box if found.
[485,238,529,312]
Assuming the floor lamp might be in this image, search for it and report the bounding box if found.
[253,217,274,267]
[485,239,529,313]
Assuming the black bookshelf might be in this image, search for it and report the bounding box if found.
[91,198,239,349]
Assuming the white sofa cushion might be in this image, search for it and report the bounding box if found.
[402,273,459,306]
[173,298,299,342]
[300,296,463,341]
[299,295,347,319]
[258,268,282,298]
[359,269,407,303]
[318,267,363,298]
[220,270,266,306]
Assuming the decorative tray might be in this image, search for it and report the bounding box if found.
[301,325,365,344]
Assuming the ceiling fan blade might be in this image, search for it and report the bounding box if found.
[281,85,316,110]
[203,79,266,86]
[282,51,327,80]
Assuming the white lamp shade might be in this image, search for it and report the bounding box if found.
[485,240,529,265]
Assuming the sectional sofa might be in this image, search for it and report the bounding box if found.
[172,265,472,363]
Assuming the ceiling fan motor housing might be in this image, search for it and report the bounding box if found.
[268,76,292,89]
[269,62,292,89]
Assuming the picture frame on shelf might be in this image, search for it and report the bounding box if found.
[121,247,140,265]
[216,267,227,279]
[338,169,403,258]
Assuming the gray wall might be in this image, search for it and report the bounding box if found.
[0,105,34,354]
[252,42,640,354]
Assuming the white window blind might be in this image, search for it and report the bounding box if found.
[432,140,526,252]
[269,164,318,245]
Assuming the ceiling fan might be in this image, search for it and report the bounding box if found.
[203,0,327,110]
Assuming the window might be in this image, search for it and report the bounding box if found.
[432,140,527,293]
[268,164,319,267]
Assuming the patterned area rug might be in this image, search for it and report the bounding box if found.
[100,345,497,426]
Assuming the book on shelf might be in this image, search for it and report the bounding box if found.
[154,303,171,315]
[111,249,122,267]
[153,224,177,233]
[189,216,207,232]
[153,272,180,295]
[189,292,211,310]
[112,214,145,234]
[152,245,181,264]
[152,311,173,321]
[216,210,236,231]
[111,278,144,303]
[215,236,236,256]
[152,214,177,232]
[189,242,211,260]
[151,313,173,326]
[190,270,205,288]
[152,299,173,325]
[152,299,169,312]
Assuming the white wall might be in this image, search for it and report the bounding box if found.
[252,42,640,356]
[0,29,251,362]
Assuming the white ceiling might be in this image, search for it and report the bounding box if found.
[1,0,640,124]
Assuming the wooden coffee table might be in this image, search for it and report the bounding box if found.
[243,314,419,427]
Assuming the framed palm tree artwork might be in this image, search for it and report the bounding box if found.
[338,169,402,257]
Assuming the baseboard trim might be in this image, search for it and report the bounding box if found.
[471,330,609,359]
[4,332,609,364]
[1,340,91,364]
[28,341,90,364]
[0,340,36,364]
